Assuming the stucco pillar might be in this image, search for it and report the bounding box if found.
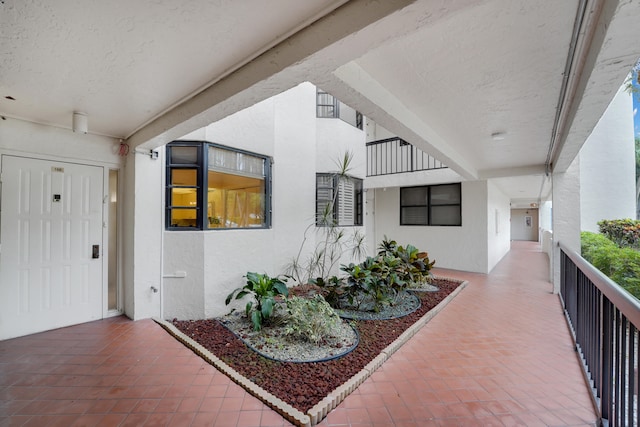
[122,149,163,320]
[552,157,581,293]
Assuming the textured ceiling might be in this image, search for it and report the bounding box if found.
[0,0,347,137]
[1,0,639,205]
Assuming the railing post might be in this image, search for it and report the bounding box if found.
[602,298,611,423]
[410,143,414,172]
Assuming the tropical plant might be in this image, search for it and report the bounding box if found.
[623,59,640,97]
[377,237,436,286]
[225,272,288,331]
[311,237,437,312]
[340,261,377,310]
[597,219,640,249]
[283,295,342,345]
[310,275,343,307]
[286,151,366,285]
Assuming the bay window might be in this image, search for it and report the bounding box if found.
[166,141,271,230]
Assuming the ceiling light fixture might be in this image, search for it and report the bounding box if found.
[491,132,506,141]
[72,112,88,134]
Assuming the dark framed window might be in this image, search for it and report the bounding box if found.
[166,141,272,230]
[400,183,461,226]
[316,173,363,226]
[316,89,363,130]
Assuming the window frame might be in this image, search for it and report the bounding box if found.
[316,173,363,227]
[316,89,364,130]
[165,141,272,231]
[399,183,462,227]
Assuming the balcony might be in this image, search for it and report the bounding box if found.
[366,137,448,177]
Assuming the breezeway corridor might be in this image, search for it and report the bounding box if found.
[0,241,598,426]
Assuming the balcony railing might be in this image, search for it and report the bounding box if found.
[560,242,640,426]
[366,137,447,177]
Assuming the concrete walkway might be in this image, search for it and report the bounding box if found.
[0,241,598,426]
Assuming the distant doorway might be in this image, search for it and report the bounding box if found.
[511,208,539,241]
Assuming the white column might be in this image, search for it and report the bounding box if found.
[122,149,163,320]
[552,157,581,293]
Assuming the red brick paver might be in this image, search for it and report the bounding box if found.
[0,242,598,426]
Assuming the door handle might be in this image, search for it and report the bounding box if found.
[92,244,100,259]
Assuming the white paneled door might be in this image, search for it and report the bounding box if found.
[0,156,104,339]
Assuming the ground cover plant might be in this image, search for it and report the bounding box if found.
[172,277,462,413]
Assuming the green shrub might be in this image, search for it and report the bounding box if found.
[315,237,436,312]
[284,295,342,345]
[581,231,640,300]
[581,231,617,272]
[597,219,640,249]
[609,248,640,298]
[378,238,436,286]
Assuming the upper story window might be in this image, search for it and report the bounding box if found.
[316,173,363,227]
[316,89,363,130]
[400,183,461,226]
[166,141,271,230]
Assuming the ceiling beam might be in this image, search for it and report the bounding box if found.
[126,0,419,148]
[318,62,479,180]
[479,165,546,180]
[550,0,640,173]
[127,0,484,149]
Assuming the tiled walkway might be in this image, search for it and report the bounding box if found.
[0,241,598,426]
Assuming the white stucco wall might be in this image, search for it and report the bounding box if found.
[552,158,581,292]
[365,168,463,190]
[579,87,636,232]
[539,200,553,232]
[161,82,368,320]
[370,180,490,273]
[365,121,396,143]
[125,151,164,320]
[316,114,366,177]
[0,118,120,166]
[539,199,554,261]
[487,181,511,271]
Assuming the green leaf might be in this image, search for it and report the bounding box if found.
[272,281,288,297]
[262,297,274,319]
[245,272,260,287]
[245,301,253,318]
[251,310,262,331]
[235,290,249,300]
[225,290,235,306]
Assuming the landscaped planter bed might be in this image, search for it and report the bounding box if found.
[160,276,465,426]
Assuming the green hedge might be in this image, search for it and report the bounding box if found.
[597,219,640,249]
[581,231,640,299]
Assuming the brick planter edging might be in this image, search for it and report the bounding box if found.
[154,278,468,427]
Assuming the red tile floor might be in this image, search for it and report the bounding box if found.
[0,241,598,426]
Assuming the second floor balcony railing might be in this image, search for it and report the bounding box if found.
[560,242,640,426]
[366,137,447,177]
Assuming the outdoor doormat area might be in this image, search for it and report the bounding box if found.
[155,277,467,427]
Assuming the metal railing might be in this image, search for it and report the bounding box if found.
[366,137,447,177]
[560,242,640,426]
